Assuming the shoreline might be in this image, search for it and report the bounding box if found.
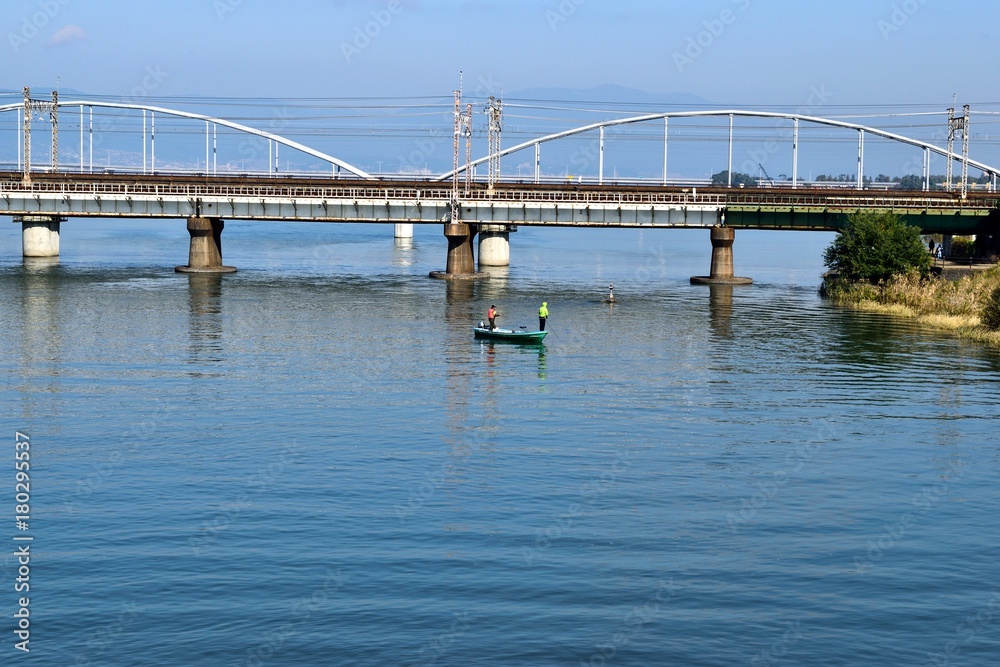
[823,264,1000,348]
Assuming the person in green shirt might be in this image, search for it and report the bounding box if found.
[538,302,549,331]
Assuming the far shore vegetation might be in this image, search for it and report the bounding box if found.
[711,170,995,191]
[820,211,1000,347]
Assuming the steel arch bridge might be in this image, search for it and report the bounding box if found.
[3,93,1000,277]
[0,91,1000,192]
[3,93,998,193]
[0,96,373,179]
[436,109,1000,193]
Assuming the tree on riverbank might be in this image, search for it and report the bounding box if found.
[820,212,1000,345]
[822,211,931,284]
[711,170,757,187]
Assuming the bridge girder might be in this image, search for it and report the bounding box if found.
[724,206,996,235]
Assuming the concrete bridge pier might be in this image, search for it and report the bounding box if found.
[429,223,488,280]
[690,226,753,285]
[394,223,413,239]
[17,215,64,258]
[478,224,514,267]
[941,234,953,257]
[175,216,237,274]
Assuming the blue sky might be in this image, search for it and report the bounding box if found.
[5,0,997,105]
[4,1,1000,178]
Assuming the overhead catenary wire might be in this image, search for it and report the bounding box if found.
[6,92,1000,177]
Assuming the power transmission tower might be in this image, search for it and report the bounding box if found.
[22,87,30,185]
[50,90,58,172]
[946,105,971,197]
[21,87,60,185]
[462,103,473,197]
[451,87,461,222]
[486,96,502,191]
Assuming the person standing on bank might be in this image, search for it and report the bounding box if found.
[488,305,498,331]
[538,302,549,331]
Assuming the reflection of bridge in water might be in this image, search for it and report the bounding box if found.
[3,89,999,284]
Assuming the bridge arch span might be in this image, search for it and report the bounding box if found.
[0,99,373,179]
[435,109,1000,187]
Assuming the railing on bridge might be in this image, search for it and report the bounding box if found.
[3,171,997,212]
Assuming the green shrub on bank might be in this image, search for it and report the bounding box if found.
[824,265,1000,321]
[827,269,982,316]
[820,212,1000,345]
[823,211,932,283]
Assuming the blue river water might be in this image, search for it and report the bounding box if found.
[1,219,999,666]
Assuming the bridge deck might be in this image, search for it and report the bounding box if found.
[2,172,998,233]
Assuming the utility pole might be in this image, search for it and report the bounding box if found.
[50,90,58,172]
[451,87,461,222]
[462,103,473,197]
[22,87,31,185]
[21,87,60,185]
[946,105,971,197]
[961,104,970,198]
[486,96,502,191]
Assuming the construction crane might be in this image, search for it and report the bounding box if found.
[757,163,775,187]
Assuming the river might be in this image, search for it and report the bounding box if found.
[1,219,998,665]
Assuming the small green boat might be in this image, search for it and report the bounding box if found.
[473,326,548,343]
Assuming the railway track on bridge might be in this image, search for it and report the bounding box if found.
[3,171,999,213]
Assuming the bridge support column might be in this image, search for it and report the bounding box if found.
[394,223,413,239]
[690,226,752,285]
[941,234,953,257]
[429,223,487,280]
[175,216,237,274]
[478,224,514,267]
[17,215,63,258]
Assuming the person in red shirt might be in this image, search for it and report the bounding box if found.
[487,305,498,330]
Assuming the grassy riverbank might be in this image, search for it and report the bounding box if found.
[822,265,1000,347]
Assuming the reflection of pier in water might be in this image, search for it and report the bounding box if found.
[391,237,415,268]
[441,279,500,496]
[16,259,63,424]
[185,273,225,374]
[709,284,734,339]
